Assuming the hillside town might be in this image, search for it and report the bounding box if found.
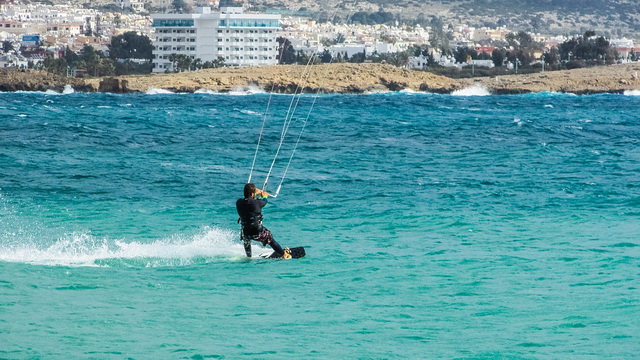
[1,0,639,75]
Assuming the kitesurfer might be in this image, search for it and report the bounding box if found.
[236,183,290,258]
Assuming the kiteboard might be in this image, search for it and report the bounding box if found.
[259,246,306,259]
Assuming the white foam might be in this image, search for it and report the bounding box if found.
[363,90,393,95]
[194,89,218,94]
[0,227,254,267]
[228,85,265,95]
[146,88,174,95]
[62,84,75,94]
[452,85,491,96]
[623,90,640,96]
[399,88,416,94]
[236,108,261,116]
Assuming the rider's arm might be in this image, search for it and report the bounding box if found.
[254,189,269,207]
[256,189,271,198]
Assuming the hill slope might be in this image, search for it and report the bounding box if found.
[251,0,639,36]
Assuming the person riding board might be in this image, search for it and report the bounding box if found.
[236,183,291,258]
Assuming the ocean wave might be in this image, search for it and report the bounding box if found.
[235,108,261,116]
[146,88,175,95]
[623,90,640,96]
[452,85,491,96]
[194,89,219,94]
[62,85,75,94]
[227,85,265,95]
[40,85,75,95]
[0,227,256,267]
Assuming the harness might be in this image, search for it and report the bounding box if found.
[238,214,263,236]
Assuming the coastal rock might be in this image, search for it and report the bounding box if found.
[3,63,640,95]
[98,77,130,93]
[82,63,461,94]
[460,63,640,94]
[0,68,83,92]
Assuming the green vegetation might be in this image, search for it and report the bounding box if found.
[109,32,154,75]
[39,45,115,77]
[109,32,154,60]
[2,41,15,54]
[38,32,155,77]
[165,54,226,72]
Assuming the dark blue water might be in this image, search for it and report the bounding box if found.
[0,91,639,358]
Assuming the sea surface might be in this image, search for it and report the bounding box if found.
[0,88,639,359]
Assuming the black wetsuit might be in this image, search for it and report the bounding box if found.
[236,196,284,257]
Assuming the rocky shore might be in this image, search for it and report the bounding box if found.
[2,62,640,95]
[0,68,88,92]
[460,63,640,95]
[83,63,460,94]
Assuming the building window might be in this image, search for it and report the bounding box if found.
[152,19,194,27]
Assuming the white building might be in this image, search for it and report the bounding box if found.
[151,6,280,72]
[116,0,146,13]
[329,42,407,58]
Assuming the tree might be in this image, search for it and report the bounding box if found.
[202,56,226,69]
[191,58,202,71]
[276,37,296,64]
[80,45,103,76]
[171,0,192,13]
[40,57,68,76]
[543,47,561,67]
[453,47,478,63]
[2,40,14,54]
[64,47,79,65]
[295,50,319,65]
[109,32,153,60]
[115,60,152,75]
[84,17,93,36]
[558,30,616,65]
[349,50,366,63]
[492,48,507,67]
[320,49,332,63]
[168,53,193,72]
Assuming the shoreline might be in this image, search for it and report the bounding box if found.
[2,63,640,95]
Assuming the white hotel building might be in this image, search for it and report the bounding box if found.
[151,5,281,72]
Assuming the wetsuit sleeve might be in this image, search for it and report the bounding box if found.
[256,197,268,207]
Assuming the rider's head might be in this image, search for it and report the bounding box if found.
[244,183,256,198]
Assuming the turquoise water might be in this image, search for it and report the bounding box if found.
[1,90,639,359]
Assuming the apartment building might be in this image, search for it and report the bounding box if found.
[151,5,280,72]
